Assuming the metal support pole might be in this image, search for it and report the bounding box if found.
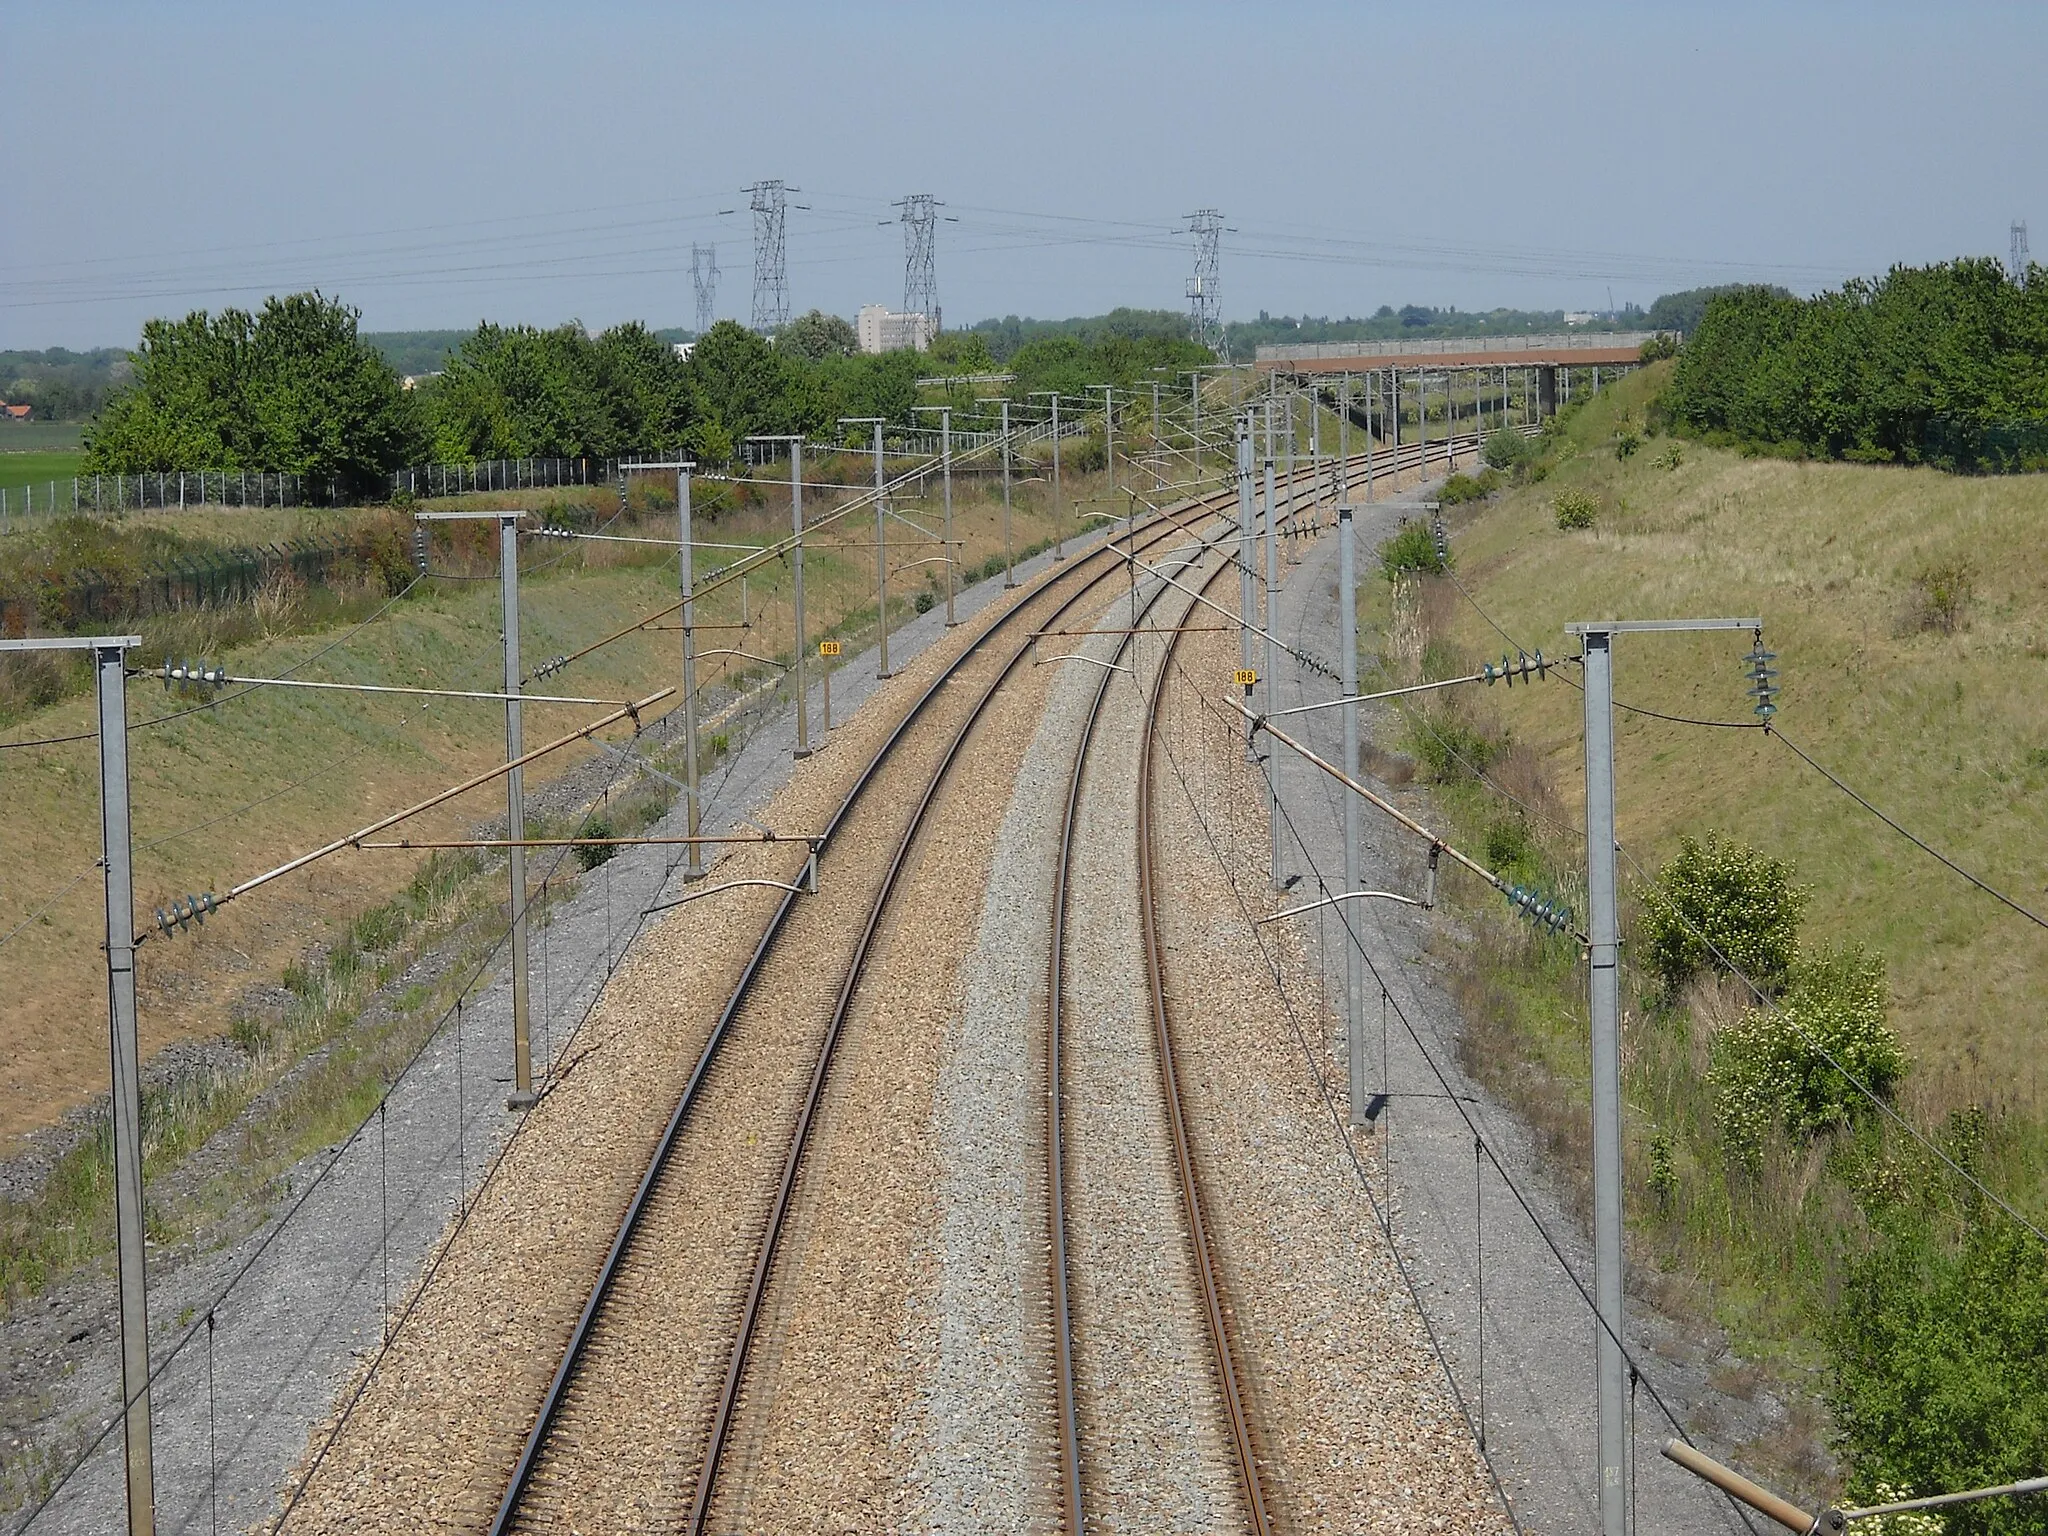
[1050,395,1064,560]
[1580,627,1627,1536]
[873,422,892,675]
[1282,391,1295,532]
[1336,512,1364,1127]
[1338,374,1350,503]
[90,641,155,1536]
[680,470,704,881]
[1192,372,1202,481]
[941,409,955,624]
[1235,412,1255,680]
[498,518,537,1107]
[789,446,809,755]
[999,400,1015,587]
[1420,372,1430,474]
[1366,371,1376,503]
[1263,432,1282,890]
[1151,380,1163,491]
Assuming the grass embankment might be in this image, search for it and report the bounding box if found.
[1363,365,2048,1500]
[0,451,84,498]
[0,467,1093,1307]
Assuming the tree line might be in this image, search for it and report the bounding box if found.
[1665,259,2048,470]
[78,293,1217,491]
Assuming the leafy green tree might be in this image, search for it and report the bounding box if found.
[420,322,614,461]
[683,320,801,459]
[591,322,692,456]
[1667,261,2048,469]
[84,309,248,471]
[1829,1207,2048,1535]
[84,293,418,489]
[774,310,858,363]
[242,293,422,486]
[925,330,996,372]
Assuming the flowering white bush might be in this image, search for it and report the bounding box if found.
[1710,943,1905,1168]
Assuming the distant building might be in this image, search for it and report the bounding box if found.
[1564,312,1596,326]
[0,401,32,422]
[400,372,441,392]
[857,305,933,354]
[672,341,696,361]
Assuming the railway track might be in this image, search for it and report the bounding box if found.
[489,429,1474,1534]
[1045,526,1273,1532]
[490,492,1238,1534]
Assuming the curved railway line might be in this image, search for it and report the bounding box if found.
[488,431,1472,1534]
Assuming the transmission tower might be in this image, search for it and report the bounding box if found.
[2012,219,2031,285]
[746,181,792,332]
[1184,209,1227,359]
[690,243,720,334]
[897,193,941,334]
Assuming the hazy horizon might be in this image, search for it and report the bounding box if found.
[4,0,2042,351]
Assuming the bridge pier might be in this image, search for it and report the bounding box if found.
[1538,364,1559,419]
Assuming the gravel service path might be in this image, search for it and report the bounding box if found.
[1265,474,1781,1532]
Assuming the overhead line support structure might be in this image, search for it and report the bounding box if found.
[912,406,958,625]
[744,439,811,755]
[1565,614,1763,1536]
[417,509,541,1103]
[838,419,892,677]
[618,462,715,869]
[0,634,154,1535]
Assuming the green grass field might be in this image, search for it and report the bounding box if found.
[0,422,85,452]
[0,450,84,499]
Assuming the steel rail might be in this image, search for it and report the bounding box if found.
[682,510,1233,1536]
[1044,524,1238,1533]
[489,495,1230,1536]
[492,426,1472,1532]
[1139,548,1279,1536]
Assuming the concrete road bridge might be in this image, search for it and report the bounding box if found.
[1258,331,1659,436]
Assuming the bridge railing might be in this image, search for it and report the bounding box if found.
[1256,332,1660,363]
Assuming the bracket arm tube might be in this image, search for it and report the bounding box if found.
[191,688,674,917]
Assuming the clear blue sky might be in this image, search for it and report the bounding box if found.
[3,0,2042,348]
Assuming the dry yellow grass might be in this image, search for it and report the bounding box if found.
[1442,368,2048,1127]
[0,477,1089,1147]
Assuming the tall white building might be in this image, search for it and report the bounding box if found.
[857,304,934,354]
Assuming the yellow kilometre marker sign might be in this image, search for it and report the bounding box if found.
[1233,668,1258,687]
[819,640,842,657]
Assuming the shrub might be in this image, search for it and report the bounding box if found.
[1710,943,1902,1164]
[1408,710,1500,783]
[1647,1131,1678,1207]
[1379,519,1446,580]
[1615,427,1642,461]
[1552,489,1599,530]
[1638,831,1805,994]
[1482,815,1534,872]
[913,589,936,615]
[1639,332,1679,363]
[1911,559,1974,635]
[576,813,616,870]
[1482,428,1529,472]
[1651,443,1684,471]
[1439,469,1501,505]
